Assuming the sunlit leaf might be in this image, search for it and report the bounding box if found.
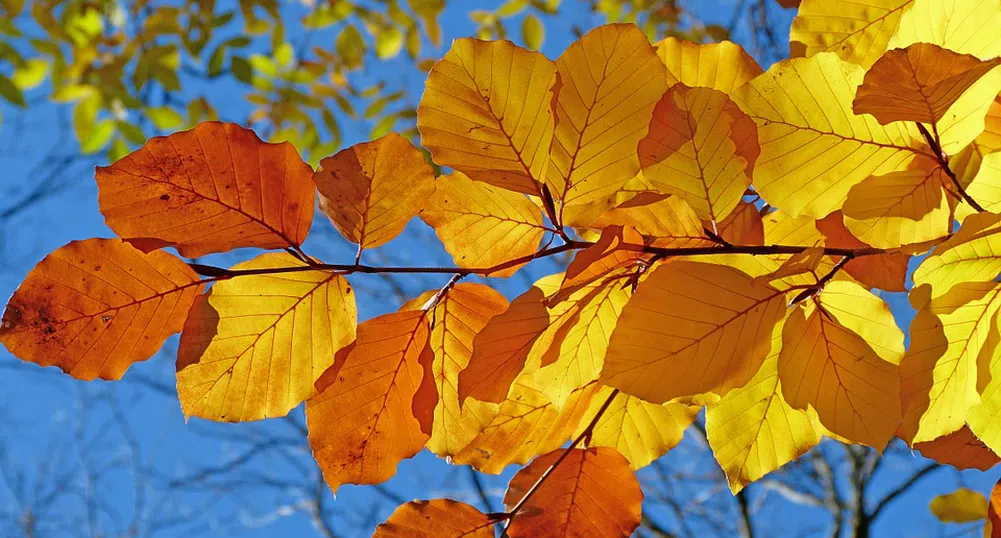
[0,239,201,380]
[588,194,713,249]
[789,0,915,69]
[815,211,909,291]
[914,425,1000,471]
[930,488,988,524]
[913,213,1001,299]
[654,37,762,95]
[889,0,1001,60]
[374,499,496,537]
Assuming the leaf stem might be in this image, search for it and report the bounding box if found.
[916,122,985,212]
[499,388,620,537]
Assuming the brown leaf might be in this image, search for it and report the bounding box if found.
[373,499,496,537]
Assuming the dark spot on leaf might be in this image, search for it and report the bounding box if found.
[160,194,171,201]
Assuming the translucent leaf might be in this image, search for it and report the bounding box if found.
[889,0,1001,60]
[790,0,915,69]
[654,37,762,95]
[913,213,1001,299]
[373,499,495,537]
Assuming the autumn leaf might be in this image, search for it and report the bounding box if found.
[582,385,698,470]
[716,200,764,245]
[816,212,909,291]
[914,425,1000,471]
[313,132,435,250]
[399,284,507,458]
[853,43,1001,126]
[930,488,989,524]
[601,261,786,404]
[587,194,713,249]
[901,282,1001,443]
[638,83,759,222]
[546,23,667,225]
[373,499,496,538]
[654,37,762,95]
[551,225,645,303]
[452,377,597,474]
[503,447,642,538]
[779,281,904,449]
[913,213,1001,299]
[706,321,819,493]
[306,311,434,492]
[420,172,546,277]
[789,0,915,69]
[964,153,1001,214]
[888,0,1001,60]
[95,122,315,258]
[176,252,356,422]
[734,53,922,218]
[0,238,201,380]
[417,37,557,195]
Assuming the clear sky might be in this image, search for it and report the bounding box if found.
[1,1,999,537]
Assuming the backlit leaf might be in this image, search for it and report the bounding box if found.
[734,53,922,218]
[547,23,667,225]
[816,211,909,291]
[420,172,545,277]
[601,261,786,404]
[306,311,434,492]
[789,0,915,69]
[654,37,762,95]
[588,194,712,249]
[553,225,644,302]
[0,239,201,380]
[638,84,758,222]
[914,425,1000,471]
[95,122,315,258]
[400,284,507,458]
[373,499,495,538]
[779,281,904,449]
[503,447,642,538]
[417,37,557,195]
[965,153,1001,214]
[913,213,1001,299]
[717,200,764,245]
[176,252,356,422]
[314,132,435,249]
[889,0,1001,60]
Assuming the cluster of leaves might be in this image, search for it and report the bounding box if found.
[6,0,1001,535]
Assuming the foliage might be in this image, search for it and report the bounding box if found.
[5,0,1001,536]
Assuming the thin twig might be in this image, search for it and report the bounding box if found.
[916,122,985,212]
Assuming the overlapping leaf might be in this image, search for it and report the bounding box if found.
[306,311,434,492]
[95,122,316,257]
[816,212,909,291]
[0,239,202,380]
[420,172,545,277]
[313,132,435,249]
[587,194,713,249]
[654,37,762,95]
[889,0,1001,60]
[177,252,356,422]
[913,213,1001,299]
[914,425,1000,470]
[417,37,557,195]
[373,500,496,538]
[503,447,643,538]
[789,0,915,69]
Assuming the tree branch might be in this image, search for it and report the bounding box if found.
[916,122,985,212]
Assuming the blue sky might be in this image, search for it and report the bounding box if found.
[1,1,999,537]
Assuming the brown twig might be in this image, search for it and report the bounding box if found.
[916,122,985,212]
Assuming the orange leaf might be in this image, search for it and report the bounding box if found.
[914,425,1000,471]
[854,43,1001,125]
[503,447,643,538]
[400,284,508,457]
[816,211,909,291]
[452,377,597,474]
[654,37,762,95]
[176,252,356,422]
[716,200,764,245]
[547,23,667,225]
[373,499,496,538]
[96,122,315,258]
[306,311,434,492]
[589,193,713,249]
[314,133,435,250]
[417,38,557,195]
[0,238,202,380]
[552,226,644,303]
[639,84,759,222]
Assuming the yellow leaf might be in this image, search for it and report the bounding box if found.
[0,239,202,380]
[95,122,316,258]
[734,53,922,218]
[373,499,496,538]
[578,386,697,470]
[913,212,1001,299]
[306,311,434,492]
[420,172,545,277]
[900,283,1001,443]
[936,69,1001,156]
[601,261,786,404]
[314,132,435,249]
[547,23,667,225]
[533,281,632,408]
[816,211,909,291]
[966,153,1001,214]
[638,84,759,222]
[779,281,904,449]
[853,43,1001,125]
[930,488,989,524]
[503,447,643,538]
[451,377,597,474]
[706,322,819,493]
[589,193,713,249]
[417,37,556,195]
[750,246,826,288]
[789,0,915,69]
[398,284,507,458]
[553,225,645,302]
[914,425,1000,471]
[177,253,356,422]
[654,37,762,95]
[889,0,1001,60]
[458,274,561,404]
[842,157,952,248]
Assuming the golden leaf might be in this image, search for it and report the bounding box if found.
[373,500,495,538]
[913,213,1001,299]
[654,37,762,95]
[789,0,915,69]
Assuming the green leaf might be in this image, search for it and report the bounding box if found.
[79,119,115,154]
[497,0,529,17]
[231,56,253,84]
[370,113,396,139]
[146,106,185,130]
[521,13,544,50]
[336,24,365,69]
[0,73,25,106]
[374,26,404,59]
[108,138,130,163]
